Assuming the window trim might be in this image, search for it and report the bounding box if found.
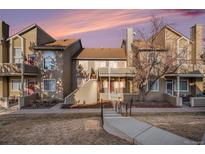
[43,79,56,92]
[147,79,159,92]
[11,79,21,92]
[174,79,189,92]
[13,47,23,64]
[43,51,56,70]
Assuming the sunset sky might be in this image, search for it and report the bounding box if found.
[0,9,205,47]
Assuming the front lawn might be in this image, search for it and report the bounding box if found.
[134,112,205,141]
[0,113,129,145]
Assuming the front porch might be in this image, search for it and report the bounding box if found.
[98,67,135,101]
[0,76,39,109]
[164,72,205,107]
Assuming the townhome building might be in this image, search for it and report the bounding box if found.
[123,25,205,106]
[0,20,205,109]
[0,21,82,108]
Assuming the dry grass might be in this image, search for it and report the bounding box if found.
[134,112,205,141]
[0,113,129,145]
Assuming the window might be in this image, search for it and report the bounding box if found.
[43,51,56,70]
[27,54,36,65]
[14,48,22,63]
[11,79,21,91]
[178,47,188,60]
[148,51,157,64]
[109,61,118,68]
[174,80,189,91]
[95,61,106,69]
[27,80,36,95]
[79,61,88,71]
[117,61,127,68]
[43,80,56,92]
[147,79,159,91]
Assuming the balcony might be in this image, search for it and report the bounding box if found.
[98,67,136,77]
[0,63,39,76]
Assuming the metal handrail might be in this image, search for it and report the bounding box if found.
[116,97,133,117]
[64,88,79,104]
[100,99,104,126]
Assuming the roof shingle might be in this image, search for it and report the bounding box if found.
[73,48,126,60]
[45,39,78,47]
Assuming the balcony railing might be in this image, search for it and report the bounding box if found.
[0,63,39,76]
[98,67,136,77]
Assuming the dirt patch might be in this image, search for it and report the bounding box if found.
[134,112,205,142]
[0,113,129,145]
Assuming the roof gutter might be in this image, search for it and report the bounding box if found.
[32,46,65,50]
[72,58,127,61]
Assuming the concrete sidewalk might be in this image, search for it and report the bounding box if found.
[125,107,205,113]
[103,109,198,145]
[1,103,204,115]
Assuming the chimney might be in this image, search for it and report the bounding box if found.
[126,28,134,67]
[190,24,204,64]
[0,21,9,63]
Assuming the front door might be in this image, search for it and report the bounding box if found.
[166,80,173,95]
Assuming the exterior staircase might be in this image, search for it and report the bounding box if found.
[64,79,98,104]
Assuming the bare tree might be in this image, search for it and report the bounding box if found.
[132,16,189,102]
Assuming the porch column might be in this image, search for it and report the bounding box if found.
[20,36,25,109]
[176,75,182,106]
[108,62,111,100]
[177,75,180,97]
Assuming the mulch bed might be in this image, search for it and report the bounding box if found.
[131,102,177,108]
[62,101,113,109]
[22,100,60,109]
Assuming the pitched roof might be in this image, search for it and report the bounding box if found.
[33,38,80,50]
[45,39,78,47]
[151,25,192,42]
[8,24,55,41]
[73,48,126,60]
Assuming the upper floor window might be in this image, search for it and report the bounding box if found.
[178,47,188,61]
[109,61,126,68]
[78,61,89,71]
[43,51,56,70]
[14,48,22,63]
[27,54,36,65]
[95,61,106,69]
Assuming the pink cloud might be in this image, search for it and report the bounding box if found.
[169,9,205,17]
[37,10,177,38]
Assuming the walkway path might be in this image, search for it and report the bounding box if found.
[103,109,198,145]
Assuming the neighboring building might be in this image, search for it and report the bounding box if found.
[122,25,205,106]
[0,20,205,108]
